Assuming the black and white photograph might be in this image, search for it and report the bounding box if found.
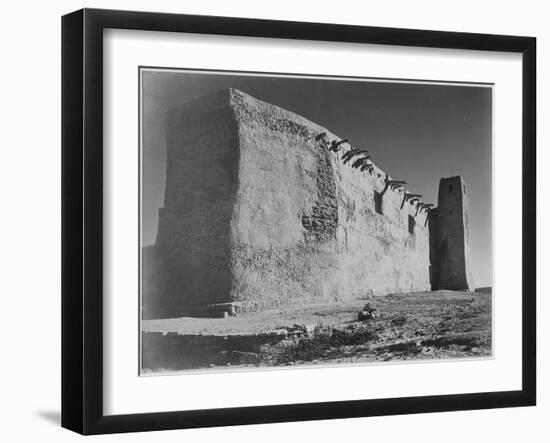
[140,68,493,373]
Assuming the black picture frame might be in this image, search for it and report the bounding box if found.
[61,8,536,435]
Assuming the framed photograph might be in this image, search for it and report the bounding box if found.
[62,8,536,435]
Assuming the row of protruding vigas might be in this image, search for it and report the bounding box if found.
[314,132,434,220]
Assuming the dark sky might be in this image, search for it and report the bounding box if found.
[141,69,493,286]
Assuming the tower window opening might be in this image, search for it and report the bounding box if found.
[449,184,453,192]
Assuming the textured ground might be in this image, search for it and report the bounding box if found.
[142,290,492,372]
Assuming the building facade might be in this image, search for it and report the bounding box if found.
[143,89,474,319]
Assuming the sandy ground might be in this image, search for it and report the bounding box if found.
[142,290,492,371]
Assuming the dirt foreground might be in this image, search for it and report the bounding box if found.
[142,290,492,372]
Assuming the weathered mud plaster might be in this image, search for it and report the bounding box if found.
[143,89,474,319]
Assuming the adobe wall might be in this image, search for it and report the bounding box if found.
[143,91,241,317]
[230,89,432,310]
[143,89,433,318]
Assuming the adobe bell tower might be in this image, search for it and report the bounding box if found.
[430,176,475,291]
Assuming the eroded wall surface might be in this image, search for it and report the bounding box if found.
[229,90,431,310]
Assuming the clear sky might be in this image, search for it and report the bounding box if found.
[142,69,493,287]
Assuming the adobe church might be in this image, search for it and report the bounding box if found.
[143,89,474,319]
